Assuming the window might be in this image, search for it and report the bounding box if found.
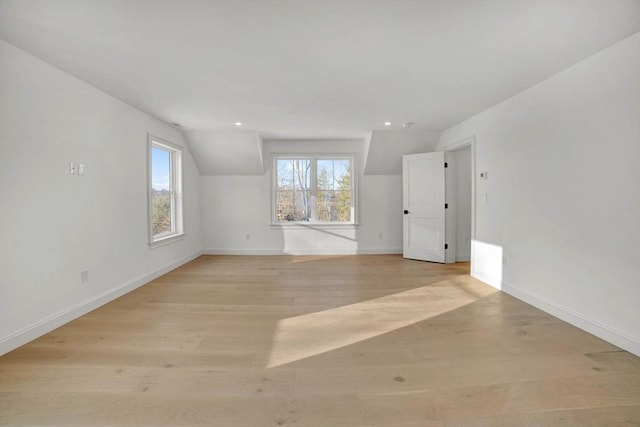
[148,135,183,247]
[273,156,355,224]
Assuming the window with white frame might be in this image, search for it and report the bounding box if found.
[148,135,183,246]
[273,156,355,224]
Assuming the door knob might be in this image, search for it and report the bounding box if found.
[404,210,409,214]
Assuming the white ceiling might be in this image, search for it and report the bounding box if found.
[1,0,638,141]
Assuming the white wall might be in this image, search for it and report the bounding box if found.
[0,40,202,355]
[437,34,640,355]
[202,140,403,255]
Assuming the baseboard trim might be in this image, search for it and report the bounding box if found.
[203,248,403,256]
[357,247,403,255]
[203,248,284,255]
[502,282,640,356]
[0,250,203,356]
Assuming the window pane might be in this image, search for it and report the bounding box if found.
[334,159,351,189]
[316,189,352,222]
[335,191,352,222]
[316,159,352,222]
[276,191,292,221]
[317,159,351,190]
[276,159,293,190]
[317,160,333,190]
[292,159,311,191]
[151,146,172,236]
[277,190,311,221]
[316,189,333,222]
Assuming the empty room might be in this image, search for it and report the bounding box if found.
[0,1,638,425]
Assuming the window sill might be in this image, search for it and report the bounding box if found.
[270,223,359,230]
[149,233,185,249]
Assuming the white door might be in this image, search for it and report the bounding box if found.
[402,152,446,262]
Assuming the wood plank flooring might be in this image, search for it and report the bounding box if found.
[1,255,638,426]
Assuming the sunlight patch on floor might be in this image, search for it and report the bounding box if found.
[267,278,497,368]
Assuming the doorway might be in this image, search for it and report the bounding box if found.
[445,144,473,264]
[401,139,475,267]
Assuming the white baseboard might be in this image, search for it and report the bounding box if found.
[0,250,203,356]
[203,248,284,255]
[203,247,402,256]
[502,282,640,357]
[357,247,403,255]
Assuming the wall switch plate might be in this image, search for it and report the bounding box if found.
[69,162,76,175]
[78,163,85,175]
[81,270,89,283]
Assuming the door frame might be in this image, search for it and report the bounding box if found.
[443,136,476,270]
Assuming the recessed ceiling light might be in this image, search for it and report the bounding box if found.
[384,122,392,126]
[235,122,242,126]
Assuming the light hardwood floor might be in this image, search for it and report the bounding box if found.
[1,255,638,426]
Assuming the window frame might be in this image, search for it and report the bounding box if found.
[271,154,358,227]
[147,134,184,248]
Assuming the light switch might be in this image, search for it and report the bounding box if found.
[78,163,85,175]
[69,162,76,175]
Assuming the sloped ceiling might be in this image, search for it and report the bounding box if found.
[186,130,263,175]
[364,130,441,175]
[1,1,638,174]
[189,129,439,175]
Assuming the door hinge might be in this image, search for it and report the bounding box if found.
[444,162,448,168]
[445,203,448,209]
[445,243,449,250]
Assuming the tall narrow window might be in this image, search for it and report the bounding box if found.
[273,156,355,224]
[316,159,352,222]
[148,135,183,246]
[276,159,312,221]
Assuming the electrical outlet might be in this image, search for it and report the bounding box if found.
[81,270,89,283]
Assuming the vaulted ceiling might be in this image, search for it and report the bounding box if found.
[1,0,638,174]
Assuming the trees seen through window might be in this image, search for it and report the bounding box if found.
[275,158,353,223]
